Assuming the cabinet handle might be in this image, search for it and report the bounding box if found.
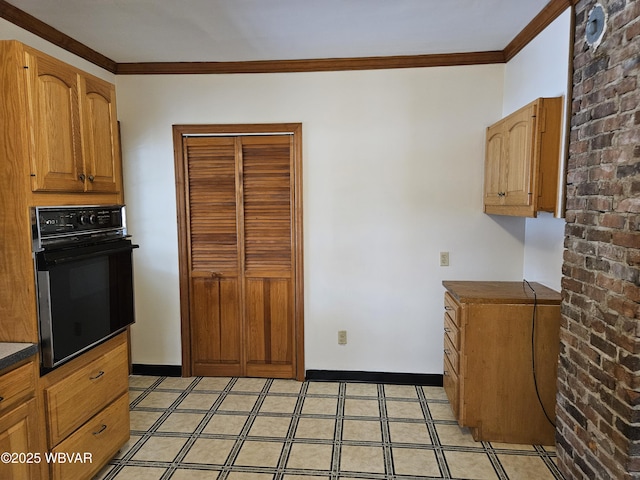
[78,173,86,182]
[444,370,449,376]
[0,396,4,402]
[444,306,453,311]
[444,327,451,333]
[88,175,95,182]
[444,348,451,355]
[90,370,105,380]
[92,424,107,436]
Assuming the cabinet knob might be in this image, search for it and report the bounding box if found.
[444,348,451,355]
[78,173,86,182]
[444,327,451,333]
[88,175,95,182]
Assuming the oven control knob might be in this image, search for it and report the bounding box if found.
[89,214,97,225]
[78,214,90,225]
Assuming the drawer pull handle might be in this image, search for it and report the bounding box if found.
[444,327,451,333]
[444,306,454,311]
[90,371,105,380]
[93,424,107,436]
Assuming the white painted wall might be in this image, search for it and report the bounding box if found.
[2,9,571,373]
[115,66,527,372]
[502,10,572,292]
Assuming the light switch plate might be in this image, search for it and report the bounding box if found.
[440,252,450,266]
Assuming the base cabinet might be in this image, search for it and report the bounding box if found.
[40,333,130,480]
[0,358,46,480]
[442,281,561,445]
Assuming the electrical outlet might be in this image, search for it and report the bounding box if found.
[338,330,347,345]
[440,251,450,266]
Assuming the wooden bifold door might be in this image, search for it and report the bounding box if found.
[174,124,304,381]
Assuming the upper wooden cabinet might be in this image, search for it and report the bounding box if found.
[483,97,563,217]
[23,46,121,194]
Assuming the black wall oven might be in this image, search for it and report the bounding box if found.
[32,205,138,370]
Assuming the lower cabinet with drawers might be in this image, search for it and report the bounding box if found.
[40,332,130,480]
[442,281,561,445]
[0,356,47,480]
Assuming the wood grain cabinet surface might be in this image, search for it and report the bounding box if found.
[484,97,563,217]
[24,47,121,194]
[442,281,561,445]
[0,359,47,480]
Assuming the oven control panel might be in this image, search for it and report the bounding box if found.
[32,205,127,249]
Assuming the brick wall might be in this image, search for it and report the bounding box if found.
[557,0,640,479]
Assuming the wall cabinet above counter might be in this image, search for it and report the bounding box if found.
[1,40,122,201]
[483,97,563,217]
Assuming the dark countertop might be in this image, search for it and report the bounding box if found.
[0,343,38,371]
[443,280,561,305]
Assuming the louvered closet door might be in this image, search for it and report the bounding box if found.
[183,134,297,378]
[241,136,295,378]
[185,136,242,377]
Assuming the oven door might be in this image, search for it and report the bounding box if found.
[35,239,138,369]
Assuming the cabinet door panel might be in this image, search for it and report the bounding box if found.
[80,76,120,193]
[25,52,84,192]
[0,399,45,480]
[504,106,534,206]
[484,124,505,206]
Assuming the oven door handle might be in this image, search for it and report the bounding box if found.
[37,242,139,267]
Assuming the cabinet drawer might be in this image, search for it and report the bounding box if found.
[0,362,35,414]
[444,292,460,326]
[50,393,129,480]
[44,341,128,447]
[444,313,459,349]
[443,355,459,420]
[444,334,459,374]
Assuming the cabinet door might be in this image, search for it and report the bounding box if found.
[25,51,84,192]
[503,104,536,206]
[483,121,505,206]
[79,75,120,193]
[0,399,46,480]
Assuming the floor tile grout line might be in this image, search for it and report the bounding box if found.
[378,383,396,479]
[330,382,346,480]
[272,380,309,480]
[418,384,452,480]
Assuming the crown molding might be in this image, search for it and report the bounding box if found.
[0,0,117,72]
[1,0,570,75]
[504,0,572,62]
[115,51,506,75]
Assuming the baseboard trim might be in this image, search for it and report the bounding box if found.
[131,364,182,377]
[305,369,443,386]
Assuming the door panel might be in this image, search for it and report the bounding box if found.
[190,277,242,376]
[244,278,294,378]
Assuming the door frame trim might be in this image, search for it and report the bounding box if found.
[172,123,305,381]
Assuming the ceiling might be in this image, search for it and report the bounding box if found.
[5,0,554,64]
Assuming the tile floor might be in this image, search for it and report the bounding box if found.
[95,376,564,480]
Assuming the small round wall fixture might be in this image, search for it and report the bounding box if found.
[585,3,607,50]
